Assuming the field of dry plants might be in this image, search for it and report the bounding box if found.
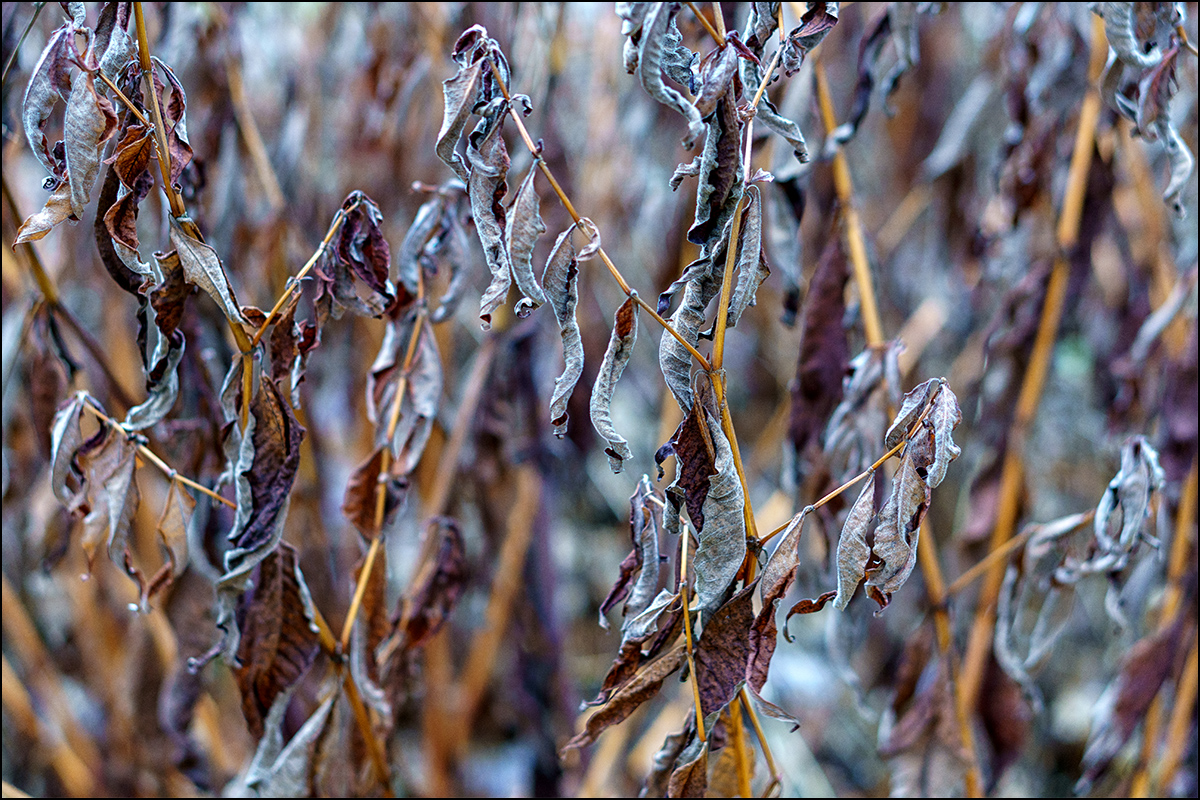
[1,2,1197,797]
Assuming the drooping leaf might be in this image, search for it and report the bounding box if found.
[64,69,119,219]
[168,216,246,323]
[788,232,849,464]
[144,478,195,603]
[643,722,692,798]
[587,595,682,708]
[72,423,142,597]
[561,644,686,754]
[884,378,938,451]
[692,40,740,120]
[599,475,666,630]
[865,424,935,601]
[666,738,708,798]
[22,23,76,179]
[721,185,770,331]
[239,681,336,797]
[341,446,407,540]
[658,394,717,531]
[544,219,599,436]
[232,542,320,740]
[508,163,548,317]
[590,297,639,473]
[686,84,743,246]
[468,99,514,329]
[1075,618,1184,794]
[636,2,704,149]
[748,508,807,693]
[1092,435,1165,557]
[879,655,970,796]
[926,383,962,489]
[834,477,876,610]
[50,392,88,504]
[781,2,839,76]
[151,57,194,187]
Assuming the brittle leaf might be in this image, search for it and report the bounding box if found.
[636,3,704,148]
[468,100,513,329]
[926,383,962,489]
[693,409,746,617]
[884,378,938,451]
[590,297,639,473]
[168,216,246,323]
[544,221,596,436]
[834,477,876,610]
[395,518,467,649]
[694,582,755,720]
[508,163,548,317]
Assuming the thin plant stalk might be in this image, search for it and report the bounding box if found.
[958,12,1108,715]
[679,530,707,743]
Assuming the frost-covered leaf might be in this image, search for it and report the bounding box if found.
[590,297,639,473]
[508,163,548,316]
[692,409,746,617]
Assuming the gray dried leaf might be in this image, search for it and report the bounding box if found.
[884,378,938,451]
[866,427,935,601]
[693,40,740,119]
[1158,122,1194,218]
[622,588,678,643]
[468,100,513,330]
[239,682,337,797]
[659,278,710,412]
[508,163,548,317]
[543,221,594,436]
[591,297,639,473]
[740,55,809,163]
[437,60,483,182]
[168,216,246,323]
[693,410,746,618]
[1093,435,1164,555]
[926,383,962,489]
[637,2,704,149]
[1093,2,1163,68]
[834,477,876,610]
[122,330,185,432]
[74,425,141,595]
[22,24,76,179]
[50,392,88,503]
[624,475,666,632]
[722,185,770,330]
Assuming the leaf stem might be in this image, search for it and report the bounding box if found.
[728,698,753,797]
[94,70,152,129]
[678,532,707,743]
[132,3,185,219]
[486,60,713,372]
[957,11,1108,719]
[80,395,235,509]
[685,2,726,47]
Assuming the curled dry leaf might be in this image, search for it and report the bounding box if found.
[237,680,336,797]
[22,23,77,180]
[468,99,514,329]
[598,475,665,631]
[748,508,808,695]
[720,185,771,332]
[834,477,876,610]
[590,297,639,473]
[508,163,548,317]
[635,3,704,149]
[232,542,320,740]
[341,447,407,540]
[145,479,195,603]
[694,581,756,721]
[666,738,708,798]
[50,392,89,504]
[544,219,599,436]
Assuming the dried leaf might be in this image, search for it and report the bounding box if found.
[341,447,407,539]
[659,395,717,531]
[879,657,969,796]
[694,582,755,721]
[865,426,934,599]
[720,185,770,331]
[468,100,513,329]
[782,3,839,76]
[834,477,876,610]
[636,3,704,149]
[692,410,746,617]
[544,220,598,436]
[21,23,76,179]
[748,508,808,693]
[666,739,708,798]
[788,233,849,462]
[151,58,194,187]
[686,84,743,246]
[240,681,336,797]
[1094,2,1163,68]
[692,41,740,119]
[561,644,686,754]
[145,478,195,602]
[926,383,962,489]
[233,542,320,740]
[590,297,639,473]
[50,392,88,504]
[64,69,118,218]
[600,476,666,630]
[508,163,548,317]
[1092,435,1164,556]
[72,424,142,598]
[884,378,938,451]
[643,722,692,798]
[168,216,245,323]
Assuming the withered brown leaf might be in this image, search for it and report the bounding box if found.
[233,542,320,740]
[508,163,548,317]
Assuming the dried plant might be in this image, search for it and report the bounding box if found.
[2,3,1196,798]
